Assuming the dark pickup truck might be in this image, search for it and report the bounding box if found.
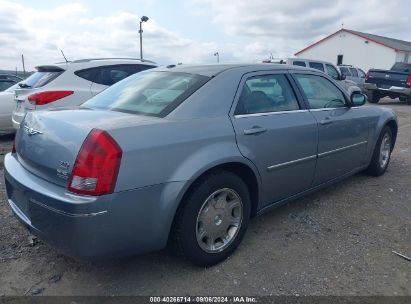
[364,62,411,104]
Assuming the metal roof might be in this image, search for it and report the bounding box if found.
[295,29,411,55]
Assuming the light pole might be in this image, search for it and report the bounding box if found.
[214,52,219,63]
[139,16,149,60]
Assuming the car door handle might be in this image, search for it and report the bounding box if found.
[243,126,267,135]
[319,117,333,125]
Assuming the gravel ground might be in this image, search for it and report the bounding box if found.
[0,99,410,296]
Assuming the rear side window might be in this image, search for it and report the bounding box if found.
[325,64,340,80]
[295,74,347,109]
[75,64,156,86]
[293,61,306,67]
[21,71,63,88]
[94,64,140,86]
[235,74,300,115]
[349,68,359,77]
[139,64,157,72]
[82,71,209,117]
[75,68,97,82]
[308,62,324,72]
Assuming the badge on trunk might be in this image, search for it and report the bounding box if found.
[23,123,43,136]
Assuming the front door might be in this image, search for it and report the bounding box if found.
[293,73,369,185]
[230,72,318,207]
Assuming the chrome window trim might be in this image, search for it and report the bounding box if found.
[267,155,317,171]
[234,109,309,119]
[318,141,368,158]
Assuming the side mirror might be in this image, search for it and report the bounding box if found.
[351,92,366,106]
[340,73,346,80]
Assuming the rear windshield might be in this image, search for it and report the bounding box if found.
[0,81,16,91]
[82,71,210,117]
[19,71,63,88]
[391,62,411,72]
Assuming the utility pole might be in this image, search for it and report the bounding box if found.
[214,52,219,63]
[139,16,149,60]
[21,54,26,76]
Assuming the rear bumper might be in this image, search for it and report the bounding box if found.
[4,153,186,259]
[364,83,411,96]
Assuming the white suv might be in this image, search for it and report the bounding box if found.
[12,58,157,130]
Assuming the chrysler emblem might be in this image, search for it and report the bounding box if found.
[24,124,43,136]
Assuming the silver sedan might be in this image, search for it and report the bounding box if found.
[5,64,397,266]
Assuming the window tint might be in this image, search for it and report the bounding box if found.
[358,69,366,78]
[235,74,299,115]
[75,68,97,82]
[339,67,351,76]
[0,81,15,91]
[93,64,140,86]
[308,62,324,72]
[295,74,347,109]
[325,64,340,80]
[349,68,359,77]
[139,64,156,72]
[293,61,306,67]
[82,71,209,117]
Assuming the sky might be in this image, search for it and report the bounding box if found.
[1,0,411,70]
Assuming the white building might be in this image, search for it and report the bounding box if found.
[295,29,411,72]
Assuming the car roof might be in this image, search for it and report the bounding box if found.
[154,63,314,77]
[36,58,157,71]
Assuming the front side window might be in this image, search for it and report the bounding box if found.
[235,74,299,115]
[308,62,324,72]
[325,64,340,80]
[349,68,359,77]
[295,74,347,109]
[82,71,209,117]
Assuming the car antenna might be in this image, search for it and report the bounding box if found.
[61,50,69,63]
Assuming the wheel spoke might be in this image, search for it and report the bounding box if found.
[196,188,243,253]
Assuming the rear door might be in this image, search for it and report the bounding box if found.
[292,72,369,185]
[230,71,318,207]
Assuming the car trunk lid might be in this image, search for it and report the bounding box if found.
[15,108,162,188]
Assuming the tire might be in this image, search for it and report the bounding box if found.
[365,126,393,176]
[368,91,380,104]
[399,96,407,102]
[170,170,251,267]
[407,95,411,105]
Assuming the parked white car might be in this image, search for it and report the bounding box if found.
[12,58,157,130]
[0,82,23,134]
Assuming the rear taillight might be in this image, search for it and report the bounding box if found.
[365,72,369,81]
[406,75,411,86]
[12,138,16,153]
[28,91,73,105]
[68,129,122,196]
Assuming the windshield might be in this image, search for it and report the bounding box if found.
[82,71,210,117]
[19,70,63,88]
